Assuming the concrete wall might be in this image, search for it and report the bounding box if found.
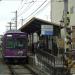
[51,0,64,24]
[69,0,75,26]
[51,0,75,26]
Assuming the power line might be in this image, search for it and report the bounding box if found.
[33,1,50,17]
[11,0,48,27]
[18,0,36,17]
[17,0,28,12]
[17,0,35,13]
[18,0,47,18]
[24,1,49,23]
[23,0,47,21]
[20,0,25,1]
[10,0,27,24]
[0,0,22,1]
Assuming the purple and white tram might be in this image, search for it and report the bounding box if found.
[2,30,28,63]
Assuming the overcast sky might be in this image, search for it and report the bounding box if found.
[0,0,50,35]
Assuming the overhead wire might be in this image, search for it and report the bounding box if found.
[33,1,50,17]
[18,0,48,18]
[0,0,22,1]
[17,0,27,13]
[18,0,36,17]
[11,0,28,21]
[24,1,49,23]
[23,0,47,21]
[11,0,48,26]
[12,0,46,20]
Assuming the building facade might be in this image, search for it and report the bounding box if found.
[51,0,75,49]
[51,0,75,26]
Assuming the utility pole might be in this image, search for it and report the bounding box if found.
[8,22,14,30]
[15,10,17,30]
[63,0,72,73]
[63,0,68,53]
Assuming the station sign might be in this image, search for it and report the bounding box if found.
[41,25,53,35]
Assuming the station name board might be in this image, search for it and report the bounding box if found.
[41,25,53,35]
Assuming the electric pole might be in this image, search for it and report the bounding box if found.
[15,10,17,30]
[63,1,72,73]
[8,22,14,30]
[63,0,68,53]
[11,10,18,30]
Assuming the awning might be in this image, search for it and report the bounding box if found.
[19,17,62,34]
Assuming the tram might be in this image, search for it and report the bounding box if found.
[2,30,28,63]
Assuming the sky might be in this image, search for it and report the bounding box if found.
[0,0,50,35]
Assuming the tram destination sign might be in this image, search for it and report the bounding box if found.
[41,25,53,35]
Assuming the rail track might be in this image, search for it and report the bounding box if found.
[0,57,38,75]
[7,64,35,75]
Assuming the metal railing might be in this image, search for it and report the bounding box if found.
[34,49,65,75]
[36,49,64,67]
[28,48,70,75]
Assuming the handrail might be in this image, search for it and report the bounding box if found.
[28,48,67,75]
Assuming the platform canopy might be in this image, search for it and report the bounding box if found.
[19,17,62,34]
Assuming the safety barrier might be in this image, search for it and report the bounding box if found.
[28,49,71,75]
[34,49,66,75]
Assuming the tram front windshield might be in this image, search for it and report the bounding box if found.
[6,38,27,49]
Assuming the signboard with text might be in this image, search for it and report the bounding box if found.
[41,25,53,35]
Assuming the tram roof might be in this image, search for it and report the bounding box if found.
[5,30,26,34]
[19,17,62,34]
